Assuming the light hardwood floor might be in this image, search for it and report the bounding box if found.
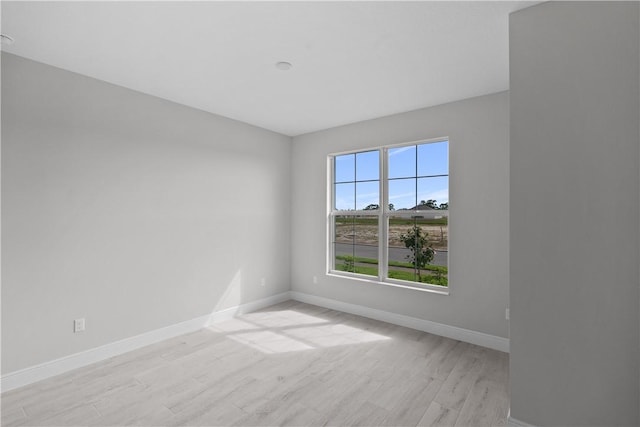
[1,301,509,426]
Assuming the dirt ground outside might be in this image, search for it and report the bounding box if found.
[335,223,448,251]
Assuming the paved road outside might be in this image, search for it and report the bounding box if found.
[335,243,447,267]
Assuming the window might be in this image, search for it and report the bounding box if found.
[329,139,449,291]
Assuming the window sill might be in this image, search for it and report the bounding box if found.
[326,271,449,295]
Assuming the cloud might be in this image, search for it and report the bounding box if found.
[389,191,415,201]
[388,146,414,157]
[356,191,379,200]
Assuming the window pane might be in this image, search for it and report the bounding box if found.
[354,216,378,277]
[388,145,416,179]
[334,215,354,272]
[356,150,379,181]
[417,176,449,211]
[388,178,416,211]
[387,215,448,287]
[335,154,354,183]
[333,216,378,277]
[356,181,379,211]
[418,141,448,177]
[335,183,355,210]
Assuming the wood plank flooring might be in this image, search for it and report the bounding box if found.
[1,300,509,426]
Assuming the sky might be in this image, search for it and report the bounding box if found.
[334,140,448,210]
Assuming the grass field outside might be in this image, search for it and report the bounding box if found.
[335,255,448,287]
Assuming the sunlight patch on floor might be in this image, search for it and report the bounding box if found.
[211,309,391,354]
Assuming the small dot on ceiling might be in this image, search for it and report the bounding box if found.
[1,34,15,45]
[275,61,293,71]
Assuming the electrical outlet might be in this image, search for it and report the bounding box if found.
[505,308,510,320]
[74,318,85,333]
[260,278,266,287]
[313,276,318,284]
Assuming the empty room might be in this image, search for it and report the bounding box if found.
[1,1,639,426]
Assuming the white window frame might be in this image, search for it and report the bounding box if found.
[327,137,450,294]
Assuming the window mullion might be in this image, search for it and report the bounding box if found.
[328,156,335,273]
[329,213,334,272]
[379,147,388,282]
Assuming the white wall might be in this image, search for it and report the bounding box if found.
[291,92,510,339]
[509,2,639,426]
[1,53,292,374]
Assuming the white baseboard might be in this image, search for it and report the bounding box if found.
[508,416,537,427]
[2,290,509,393]
[0,292,290,393]
[289,291,510,353]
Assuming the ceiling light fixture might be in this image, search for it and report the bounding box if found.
[275,61,292,71]
[0,34,14,45]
